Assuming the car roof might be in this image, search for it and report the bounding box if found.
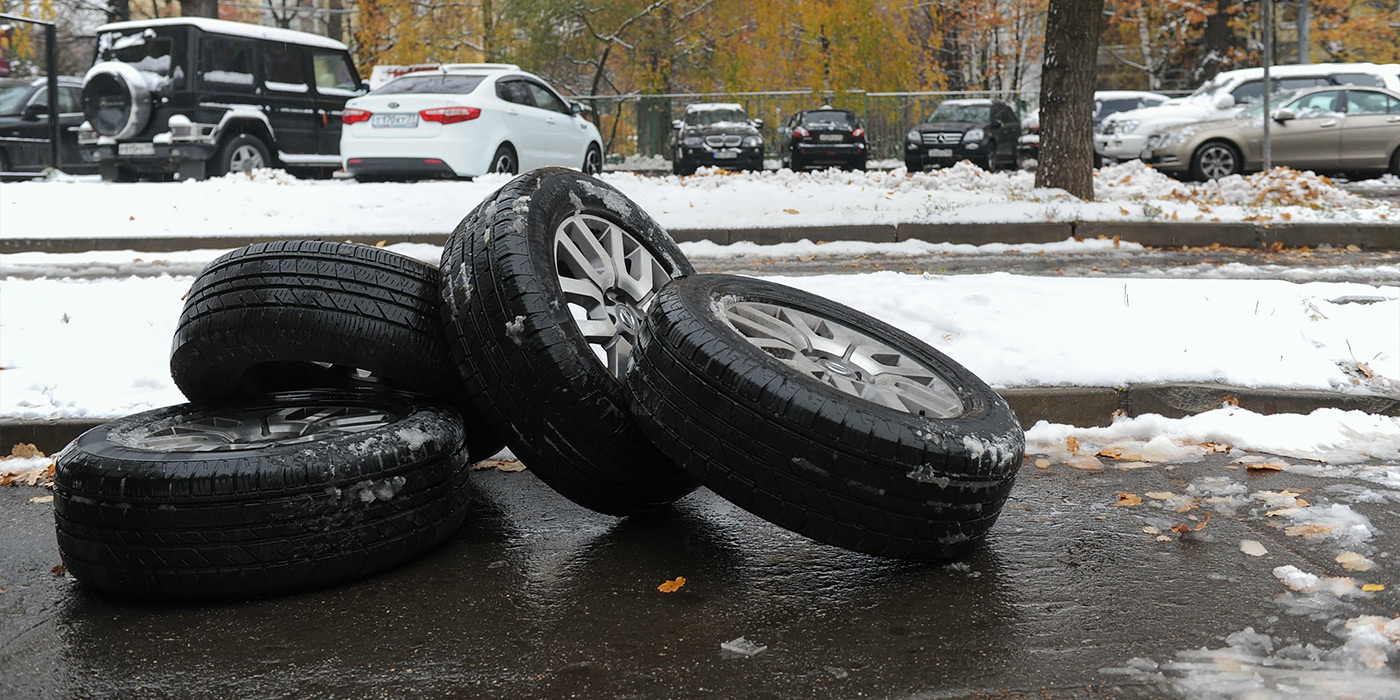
[800,107,855,114]
[1214,62,1400,82]
[1096,90,1167,100]
[937,98,1000,106]
[685,102,744,111]
[95,17,348,51]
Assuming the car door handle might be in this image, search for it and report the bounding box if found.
[1320,119,1337,127]
[1389,116,1400,123]
[507,109,519,117]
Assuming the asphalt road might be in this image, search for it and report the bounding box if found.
[4,452,1400,699]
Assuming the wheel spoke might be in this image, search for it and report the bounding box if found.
[125,403,394,452]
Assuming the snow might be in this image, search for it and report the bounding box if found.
[97,17,349,51]
[5,163,1397,240]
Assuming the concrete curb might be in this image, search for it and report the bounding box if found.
[6,383,1397,454]
[4,221,1398,253]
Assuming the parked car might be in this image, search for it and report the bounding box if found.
[1140,86,1400,180]
[905,98,1019,172]
[1018,90,1169,163]
[779,107,867,171]
[77,17,363,181]
[669,102,763,175]
[1096,62,1400,164]
[340,64,603,180]
[0,76,95,174]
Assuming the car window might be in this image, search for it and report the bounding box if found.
[1333,73,1383,87]
[60,86,82,113]
[1277,76,1327,91]
[684,108,747,126]
[200,36,256,89]
[374,75,484,95]
[525,81,568,114]
[312,51,359,95]
[928,103,989,122]
[1346,90,1400,115]
[1096,98,1139,119]
[261,42,308,92]
[495,79,532,106]
[801,110,855,126]
[1230,80,1264,104]
[1288,91,1343,118]
[101,31,180,92]
[0,83,30,115]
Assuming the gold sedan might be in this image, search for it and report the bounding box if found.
[1141,86,1400,180]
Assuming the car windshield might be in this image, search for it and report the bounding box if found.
[373,74,485,95]
[928,103,989,122]
[97,29,182,91]
[801,110,854,126]
[1096,98,1141,119]
[0,83,31,116]
[685,108,747,125]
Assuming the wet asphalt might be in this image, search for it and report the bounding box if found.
[4,452,1399,699]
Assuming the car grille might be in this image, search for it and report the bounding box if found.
[705,135,742,148]
[920,132,961,145]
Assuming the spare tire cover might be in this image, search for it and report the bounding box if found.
[82,61,152,140]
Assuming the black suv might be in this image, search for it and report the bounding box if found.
[905,99,1019,172]
[779,108,867,171]
[78,17,364,181]
[0,76,95,174]
[670,103,764,175]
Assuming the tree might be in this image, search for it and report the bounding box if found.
[1035,0,1103,200]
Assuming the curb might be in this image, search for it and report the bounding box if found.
[4,221,1398,254]
[6,384,1397,455]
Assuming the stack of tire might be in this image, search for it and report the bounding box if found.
[55,167,1024,600]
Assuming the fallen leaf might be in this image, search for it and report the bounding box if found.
[1246,462,1286,472]
[496,462,526,473]
[1285,523,1333,537]
[1221,396,1240,407]
[1114,493,1142,506]
[783,208,800,214]
[1112,235,1121,249]
[1145,491,1175,500]
[1155,535,1172,542]
[1357,362,1375,378]
[28,495,53,504]
[1337,551,1375,572]
[1363,583,1385,592]
[658,576,687,593]
[1346,244,1362,252]
[1118,207,1130,216]
[374,240,387,247]
[51,565,66,576]
[1171,512,1211,534]
[1239,539,1268,556]
[1199,442,1231,454]
[1066,437,1080,456]
[1143,525,1160,534]
[5,443,44,459]
[1065,456,1103,471]
[1098,447,1124,459]
[1034,458,1051,469]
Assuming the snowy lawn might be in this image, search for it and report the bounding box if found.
[3,161,1397,240]
[2,270,1394,421]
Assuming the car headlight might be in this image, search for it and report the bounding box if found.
[683,136,702,147]
[906,129,920,142]
[962,128,984,143]
[1145,134,1163,149]
[742,135,761,148]
[1159,129,1196,148]
[1117,119,1141,134]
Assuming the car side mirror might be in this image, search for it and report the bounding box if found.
[990,119,1003,129]
[22,102,46,120]
[570,101,583,116]
[671,119,683,130]
[1273,107,1296,122]
[1213,93,1236,110]
[752,118,764,129]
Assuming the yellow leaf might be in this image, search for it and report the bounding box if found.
[1144,491,1174,500]
[1118,207,1130,216]
[1285,523,1333,537]
[1246,462,1285,472]
[375,240,387,247]
[783,208,800,214]
[1363,583,1385,592]
[1034,458,1051,469]
[1171,512,1211,534]
[1114,493,1142,506]
[1065,456,1103,471]
[1066,436,1080,456]
[658,576,687,593]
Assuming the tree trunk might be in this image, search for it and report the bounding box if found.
[1035,0,1103,201]
[181,0,219,18]
[107,0,130,21]
[326,0,344,42]
[1199,0,1236,81]
[481,0,493,61]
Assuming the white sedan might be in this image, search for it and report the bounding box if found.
[340,64,604,180]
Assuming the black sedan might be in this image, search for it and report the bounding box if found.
[0,76,92,174]
[779,107,867,171]
[905,99,1019,172]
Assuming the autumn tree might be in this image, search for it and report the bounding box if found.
[1036,0,1103,200]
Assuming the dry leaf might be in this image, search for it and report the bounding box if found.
[1199,442,1231,454]
[1034,458,1051,469]
[1118,207,1130,216]
[497,462,526,473]
[1065,456,1103,471]
[374,240,387,247]
[1246,462,1286,472]
[28,495,53,504]
[657,576,687,593]
[1171,512,1211,534]
[783,208,800,214]
[50,565,66,576]
[5,443,44,459]
[1239,539,1268,557]
[1112,235,1121,249]
[1066,437,1080,456]
[1145,491,1174,500]
[1115,493,1142,507]
[1222,396,1240,407]
[1098,447,1124,459]
[1363,583,1385,592]
[1285,523,1333,537]
[1336,552,1375,572]
[1357,362,1375,378]
[1143,525,1161,535]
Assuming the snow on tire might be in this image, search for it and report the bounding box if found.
[439,167,698,515]
[54,390,470,599]
[624,274,1025,559]
[170,240,501,458]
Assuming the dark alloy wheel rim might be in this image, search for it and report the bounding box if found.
[117,404,397,452]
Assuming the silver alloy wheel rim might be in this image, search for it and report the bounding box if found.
[494,152,514,173]
[554,213,674,380]
[229,144,265,172]
[720,300,965,418]
[121,404,395,452]
[1199,145,1235,180]
[586,148,602,174]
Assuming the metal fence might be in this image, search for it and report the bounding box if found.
[577,89,1038,162]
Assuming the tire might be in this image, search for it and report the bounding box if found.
[211,133,272,176]
[672,155,694,176]
[438,167,698,515]
[81,61,152,140]
[1389,148,1400,177]
[624,274,1025,560]
[489,144,517,174]
[0,149,9,173]
[583,143,603,175]
[905,155,922,173]
[980,142,998,172]
[790,153,804,172]
[1190,141,1242,181]
[53,390,470,599]
[170,240,502,458]
[98,160,137,182]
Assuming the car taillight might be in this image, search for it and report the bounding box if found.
[794,126,809,137]
[342,109,372,125]
[851,127,865,138]
[420,107,481,125]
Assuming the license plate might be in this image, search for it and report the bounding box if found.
[818,134,843,142]
[118,142,155,156]
[370,114,418,128]
[929,148,954,157]
[714,149,739,159]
